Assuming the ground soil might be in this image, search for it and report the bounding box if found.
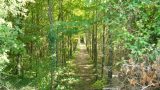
[74,43,94,90]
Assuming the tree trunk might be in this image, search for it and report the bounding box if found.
[102,24,106,78]
[108,28,113,86]
[48,0,56,89]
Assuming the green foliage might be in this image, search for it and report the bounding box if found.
[0,0,34,89]
[1,0,160,89]
[54,61,80,90]
[100,0,160,61]
[92,79,106,90]
[0,0,34,69]
[0,52,9,72]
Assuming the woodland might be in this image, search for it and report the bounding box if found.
[0,0,160,90]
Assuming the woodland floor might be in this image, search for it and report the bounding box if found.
[74,43,95,90]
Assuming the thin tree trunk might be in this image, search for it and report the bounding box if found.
[69,35,72,58]
[108,28,113,86]
[94,4,98,80]
[102,24,106,78]
[94,23,98,80]
[48,0,56,89]
[92,25,94,62]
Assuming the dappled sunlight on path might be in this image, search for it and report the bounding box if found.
[74,43,94,90]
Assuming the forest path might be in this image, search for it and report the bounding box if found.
[74,43,94,90]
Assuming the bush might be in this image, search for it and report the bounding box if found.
[92,79,106,90]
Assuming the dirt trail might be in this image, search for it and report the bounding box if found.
[74,43,94,90]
